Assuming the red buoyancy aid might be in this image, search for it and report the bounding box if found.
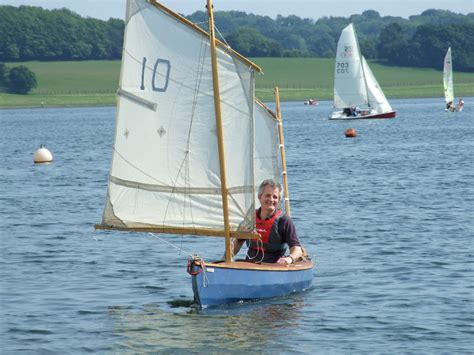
[248,209,286,253]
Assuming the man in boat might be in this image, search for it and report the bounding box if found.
[457,98,464,112]
[229,179,303,265]
[446,101,455,112]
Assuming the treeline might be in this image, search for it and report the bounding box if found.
[192,9,473,72]
[1,5,473,71]
[0,6,123,61]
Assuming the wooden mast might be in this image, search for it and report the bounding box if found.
[274,87,291,216]
[207,0,232,262]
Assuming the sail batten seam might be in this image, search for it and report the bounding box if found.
[118,88,157,111]
[110,176,253,195]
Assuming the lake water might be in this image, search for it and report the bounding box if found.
[1,98,473,353]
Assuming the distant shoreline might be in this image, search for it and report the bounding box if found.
[1,58,473,109]
[3,95,472,111]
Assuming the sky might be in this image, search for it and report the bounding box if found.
[1,0,473,21]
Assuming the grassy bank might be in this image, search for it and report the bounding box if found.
[1,58,473,108]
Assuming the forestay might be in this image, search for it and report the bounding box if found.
[443,47,454,104]
[99,0,274,236]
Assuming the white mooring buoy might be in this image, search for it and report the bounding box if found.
[33,145,53,164]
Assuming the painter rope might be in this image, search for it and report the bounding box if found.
[201,260,209,288]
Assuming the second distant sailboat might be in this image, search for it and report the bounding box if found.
[443,47,464,112]
[330,23,396,120]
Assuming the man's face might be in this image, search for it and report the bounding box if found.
[259,186,280,214]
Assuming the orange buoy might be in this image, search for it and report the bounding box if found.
[344,128,357,138]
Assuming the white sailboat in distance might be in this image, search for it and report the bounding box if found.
[330,23,396,120]
[443,47,461,112]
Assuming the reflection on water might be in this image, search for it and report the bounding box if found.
[108,295,306,352]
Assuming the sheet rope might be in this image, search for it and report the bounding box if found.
[148,232,195,258]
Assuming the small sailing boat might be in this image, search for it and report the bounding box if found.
[330,24,396,120]
[304,99,318,106]
[95,0,313,307]
[443,47,457,112]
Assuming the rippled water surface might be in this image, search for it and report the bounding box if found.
[1,98,473,353]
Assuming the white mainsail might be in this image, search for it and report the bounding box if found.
[443,47,454,104]
[334,23,367,109]
[100,0,277,236]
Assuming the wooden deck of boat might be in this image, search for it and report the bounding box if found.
[201,259,314,271]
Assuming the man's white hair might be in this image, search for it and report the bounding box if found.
[257,179,282,199]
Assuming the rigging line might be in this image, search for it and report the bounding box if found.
[215,25,230,47]
[184,39,207,226]
[161,39,207,234]
[148,232,194,258]
[150,233,209,289]
[113,149,170,188]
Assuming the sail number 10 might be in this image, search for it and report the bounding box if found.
[336,62,349,74]
[140,57,171,92]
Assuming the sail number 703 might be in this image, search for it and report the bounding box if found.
[336,62,349,74]
[140,57,171,92]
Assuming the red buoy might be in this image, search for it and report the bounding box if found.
[345,128,357,138]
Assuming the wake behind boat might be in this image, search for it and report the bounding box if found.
[330,24,396,120]
[95,0,313,308]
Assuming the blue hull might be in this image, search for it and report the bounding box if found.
[190,260,314,307]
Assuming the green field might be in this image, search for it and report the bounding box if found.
[1,58,473,108]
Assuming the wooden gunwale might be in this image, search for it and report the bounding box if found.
[198,259,314,271]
